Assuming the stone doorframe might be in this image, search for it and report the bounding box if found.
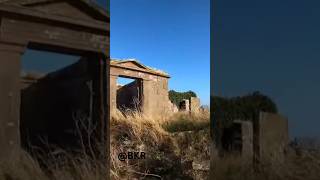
[110,60,170,117]
[0,1,109,164]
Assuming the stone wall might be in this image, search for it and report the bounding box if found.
[217,112,288,163]
[168,100,179,113]
[233,120,253,160]
[190,97,201,113]
[142,76,171,116]
[117,80,142,111]
[20,59,98,150]
[110,62,171,117]
[256,112,289,163]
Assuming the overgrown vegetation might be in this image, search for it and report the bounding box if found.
[210,149,320,180]
[212,91,278,128]
[1,106,320,180]
[211,91,279,153]
[111,110,210,179]
[0,108,210,180]
[162,111,210,133]
[169,90,197,107]
[0,144,108,180]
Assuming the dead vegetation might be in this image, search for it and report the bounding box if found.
[1,109,320,180]
[210,149,320,180]
[0,149,108,180]
[0,109,210,180]
[110,110,210,179]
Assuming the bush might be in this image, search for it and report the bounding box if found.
[211,91,278,149]
[169,90,197,107]
[212,91,278,128]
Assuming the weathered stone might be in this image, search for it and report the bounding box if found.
[255,112,289,163]
[110,59,171,117]
[168,100,179,113]
[217,112,289,165]
[190,97,201,113]
[233,120,254,160]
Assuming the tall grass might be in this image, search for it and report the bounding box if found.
[0,148,108,180]
[162,110,210,132]
[0,109,210,180]
[110,109,210,179]
[2,108,319,180]
[210,148,320,180]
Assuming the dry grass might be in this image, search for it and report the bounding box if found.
[0,109,211,179]
[110,109,210,179]
[1,107,319,180]
[162,110,210,132]
[0,150,108,180]
[210,149,320,180]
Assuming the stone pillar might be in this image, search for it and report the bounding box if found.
[142,80,153,116]
[0,42,25,162]
[257,112,289,163]
[240,121,253,160]
[110,75,117,116]
[190,97,200,113]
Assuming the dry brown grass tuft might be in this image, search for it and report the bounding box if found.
[0,109,210,180]
[162,110,210,132]
[211,150,320,180]
[110,109,210,179]
[0,150,108,180]
[111,111,176,179]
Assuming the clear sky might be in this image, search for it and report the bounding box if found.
[110,0,210,105]
[214,0,320,138]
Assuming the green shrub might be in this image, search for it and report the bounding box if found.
[169,90,197,107]
[211,91,278,150]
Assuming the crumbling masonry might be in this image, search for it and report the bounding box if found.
[110,59,172,117]
[218,112,289,163]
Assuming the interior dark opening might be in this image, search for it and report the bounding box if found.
[221,123,243,154]
[116,76,143,113]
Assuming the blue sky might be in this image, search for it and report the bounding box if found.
[214,0,320,138]
[110,0,210,105]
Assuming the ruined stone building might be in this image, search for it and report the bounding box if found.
[218,112,289,163]
[109,59,202,117]
[179,97,201,113]
[0,0,109,162]
[110,59,173,117]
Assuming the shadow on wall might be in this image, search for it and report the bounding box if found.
[116,78,143,113]
[20,58,98,152]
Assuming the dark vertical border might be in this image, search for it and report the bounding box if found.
[105,0,110,179]
[210,0,214,178]
[210,0,214,139]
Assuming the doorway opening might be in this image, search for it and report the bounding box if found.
[20,48,95,153]
[221,123,243,154]
[116,76,143,113]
